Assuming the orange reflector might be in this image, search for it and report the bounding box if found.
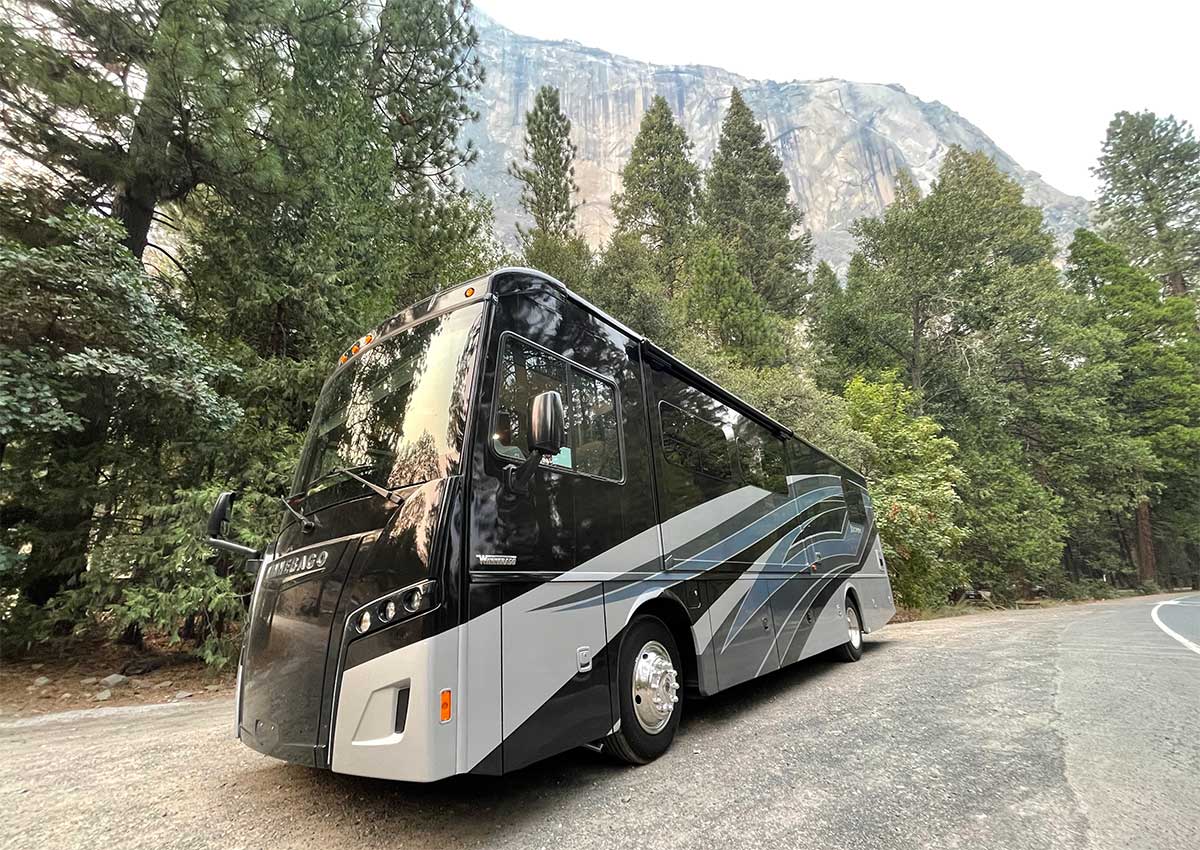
[351,344,360,354]
[339,355,348,364]
[439,688,452,723]
[464,286,475,298]
[364,334,373,344]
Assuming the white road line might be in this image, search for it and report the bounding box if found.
[1150,599,1200,657]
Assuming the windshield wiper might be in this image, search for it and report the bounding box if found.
[280,496,319,534]
[295,465,406,507]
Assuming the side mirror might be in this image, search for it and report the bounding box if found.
[507,390,566,495]
[206,490,260,558]
[208,491,237,538]
[528,390,565,456]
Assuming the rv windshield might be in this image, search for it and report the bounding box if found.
[292,303,484,505]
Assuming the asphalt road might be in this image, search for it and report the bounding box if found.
[3,593,1197,850]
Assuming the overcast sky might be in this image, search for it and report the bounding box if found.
[476,0,1198,199]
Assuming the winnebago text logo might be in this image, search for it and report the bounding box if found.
[266,549,330,581]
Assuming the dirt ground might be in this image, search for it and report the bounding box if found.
[0,637,236,718]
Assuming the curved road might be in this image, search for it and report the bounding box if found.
[2,593,1197,850]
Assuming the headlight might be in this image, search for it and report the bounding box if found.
[350,579,438,638]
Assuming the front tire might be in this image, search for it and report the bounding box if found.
[835,598,864,662]
[604,615,682,764]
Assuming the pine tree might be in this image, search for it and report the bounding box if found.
[612,96,701,285]
[1094,111,1200,297]
[682,239,781,367]
[509,86,580,239]
[700,88,813,316]
[1068,229,1200,585]
[0,0,482,259]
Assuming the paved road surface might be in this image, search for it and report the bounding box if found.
[3,593,1197,850]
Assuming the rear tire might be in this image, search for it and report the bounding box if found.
[604,615,682,764]
[835,598,864,662]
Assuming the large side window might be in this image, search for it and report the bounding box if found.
[660,402,733,481]
[492,335,623,481]
[734,422,787,494]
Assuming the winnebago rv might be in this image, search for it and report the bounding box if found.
[207,268,896,781]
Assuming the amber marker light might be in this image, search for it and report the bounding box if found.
[464,286,475,298]
[439,688,452,723]
[364,334,373,344]
[339,355,348,364]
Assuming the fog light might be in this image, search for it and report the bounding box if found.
[356,611,371,633]
[382,600,397,621]
[404,587,424,613]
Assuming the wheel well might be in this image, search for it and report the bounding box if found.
[631,597,699,691]
[844,586,863,630]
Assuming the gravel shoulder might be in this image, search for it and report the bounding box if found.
[1,594,1196,850]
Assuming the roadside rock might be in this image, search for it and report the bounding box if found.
[173,691,194,701]
[128,678,147,689]
[153,681,174,690]
[99,674,127,689]
[94,689,111,701]
[204,684,221,692]
[30,663,44,670]
[33,676,51,687]
[80,677,98,686]
[59,693,72,700]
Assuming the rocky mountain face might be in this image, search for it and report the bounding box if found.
[464,13,1091,268]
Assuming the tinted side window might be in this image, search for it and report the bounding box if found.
[570,369,621,480]
[842,479,867,525]
[660,402,733,481]
[492,336,622,481]
[735,422,787,494]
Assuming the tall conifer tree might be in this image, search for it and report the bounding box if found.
[700,88,813,316]
[1094,111,1200,297]
[509,86,580,239]
[612,96,700,284]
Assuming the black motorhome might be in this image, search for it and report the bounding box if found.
[208,268,895,781]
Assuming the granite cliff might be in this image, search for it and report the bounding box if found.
[464,13,1090,267]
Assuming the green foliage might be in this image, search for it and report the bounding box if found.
[579,234,680,344]
[0,0,490,664]
[0,210,239,646]
[612,96,701,284]
[509,86,580,239]
[700,88,813,316]
[843,376,967,608]
[681,238,782,366]
[1094,111,1200,296]
[811,148,1146,595]
[1067,229,1200,587]
[521,230,594,289]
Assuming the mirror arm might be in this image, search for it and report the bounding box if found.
[505,449,546,495]
[207,537,261,558]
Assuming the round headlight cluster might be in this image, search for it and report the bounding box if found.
[382,600,397,621]
[356,610,372,634]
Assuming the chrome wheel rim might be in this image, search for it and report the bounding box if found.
[847,604,862,649]
[631,639,679,734]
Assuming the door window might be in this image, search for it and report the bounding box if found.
[492,335,623,482]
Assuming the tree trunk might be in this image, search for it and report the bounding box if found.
[111,43,179,259]
[1163,270,1188,297]
[1134,500,1157,585]
[910,304,925,413]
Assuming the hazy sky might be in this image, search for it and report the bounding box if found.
[476,0,1198,200]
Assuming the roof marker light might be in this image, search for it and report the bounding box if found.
[464,287,475,298]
